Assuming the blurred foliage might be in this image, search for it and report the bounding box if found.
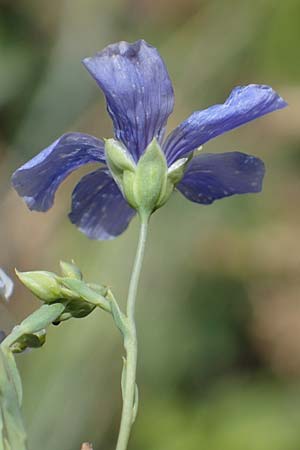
[1,0,300,449]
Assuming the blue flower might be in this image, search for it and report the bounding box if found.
[12,40,287,240]
[0,268,14,303]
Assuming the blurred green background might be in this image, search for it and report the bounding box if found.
[1,0,300,449]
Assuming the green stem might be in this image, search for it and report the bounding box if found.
[115,217,149,450]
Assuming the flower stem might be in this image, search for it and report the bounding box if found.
[115,217,149,450]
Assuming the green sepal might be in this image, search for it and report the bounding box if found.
[167,156,190,185]
[59,261,82,280]
[104,137,190,216]
[134,138,168,217]
[123,170,138,209]
[155,156,191,208]
[105,138,136,192]
[105,138,136,173]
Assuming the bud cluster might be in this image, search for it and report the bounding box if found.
[16,261,110,328]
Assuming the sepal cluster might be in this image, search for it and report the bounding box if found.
[105,138,189,219]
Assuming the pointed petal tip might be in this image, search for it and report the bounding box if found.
[82,40,174,161]
[177,151,265,205]
[230,84,288,111]
[164,83,287,164]
[83,39,152,62]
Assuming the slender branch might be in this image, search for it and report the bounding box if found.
[115,217,149,450]
[126,219,149,323]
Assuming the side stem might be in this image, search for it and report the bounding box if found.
[115,217,149,450]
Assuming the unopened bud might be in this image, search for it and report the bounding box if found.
[16,270,63,302]
[11,330,46,353]
[63,299,96,319]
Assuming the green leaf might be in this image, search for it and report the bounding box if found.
[0,349,22,405]
[0,348,27,450]
[20,303,65,333]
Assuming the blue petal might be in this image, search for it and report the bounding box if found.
[12,133,105,212]
[69,169,136,240]
[83,40,174,162]
[164,85,287,165]
[0,268,13,303]
[177,152,265,204]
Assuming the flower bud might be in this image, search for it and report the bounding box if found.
[11,330,46,354]
[16,270,63,303]
[63,299,96,319]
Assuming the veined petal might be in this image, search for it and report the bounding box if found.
[164,85,287,164]
[69,168,136,240]
[12,133,105,212]
[83,40,174,162]
[177,152,265,204]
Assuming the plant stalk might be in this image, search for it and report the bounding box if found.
[115,217,149,450]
